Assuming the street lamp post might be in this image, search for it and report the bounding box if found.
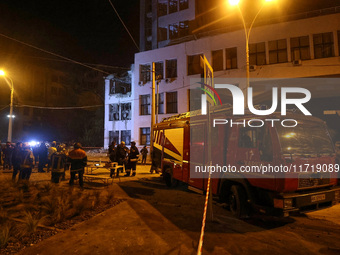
[0,70,14,142]
[228,0,274,94]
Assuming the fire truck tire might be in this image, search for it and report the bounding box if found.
[163,172,178,187]
[229,185,248,218]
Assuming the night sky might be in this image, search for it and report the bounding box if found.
[0,0,140,69]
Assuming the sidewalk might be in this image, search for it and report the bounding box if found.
[18,166,197,255]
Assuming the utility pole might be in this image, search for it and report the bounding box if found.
[150,62,156,152]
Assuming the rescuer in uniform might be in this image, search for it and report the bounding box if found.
[116,141,129,174]
[125,141,139,177]
[68,142,87,188]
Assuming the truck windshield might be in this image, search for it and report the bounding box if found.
[276,122,334,156]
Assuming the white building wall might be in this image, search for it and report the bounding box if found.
[104,74,133,149]
[133,13,340,146]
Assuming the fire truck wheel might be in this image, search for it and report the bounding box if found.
[229,185,248,218]
[163,172,178,187]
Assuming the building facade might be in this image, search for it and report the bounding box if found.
[104,73,133,149]
[132,1,340,146]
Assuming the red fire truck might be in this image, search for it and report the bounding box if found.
[152,107,340,217]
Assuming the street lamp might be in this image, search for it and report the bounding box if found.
[0,70,14,142]
[228,0,275,93]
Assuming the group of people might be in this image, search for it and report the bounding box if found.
[108,141,148,177]
[0,141,87,188]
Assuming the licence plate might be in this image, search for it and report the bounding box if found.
[311,194,326,203]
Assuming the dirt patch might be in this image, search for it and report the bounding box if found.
[0,176,125,255]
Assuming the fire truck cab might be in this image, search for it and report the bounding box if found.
[152,107,340,217]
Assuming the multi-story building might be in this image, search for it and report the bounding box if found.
[132,1,340,146]
[104,72,133,149]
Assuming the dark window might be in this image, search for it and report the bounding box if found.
[166,91,178,114]
[313,32,334,59]
[166,59,177,78]
[109,104,120,121]
[179,20,189,37]
[121,130,131,146]
[249,42,266,66]
[238,128,257,148]
[158,0,167,16]
[109,131,119,145]
[290,36,310,61]
[157,93,164,114]
[121,103,131,120]
[269,39,287,64]
[225,47,237,69]
[140,64,151,83]
[158,27,167,42]
[187,54,203,75]
[140,94,151,115]
[169,23,178,39]
[155,62,164,79]
[212,49,223,71]
[169,0,178,14]
[140,127,151,145]
[179,0,188,10]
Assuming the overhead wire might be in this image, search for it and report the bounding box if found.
[107,0,140,52]
[0,33,111,75]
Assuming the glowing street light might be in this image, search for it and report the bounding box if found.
[0,70,14,142]
[228,0,276,95]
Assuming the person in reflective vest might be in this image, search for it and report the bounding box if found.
[68,143,87,188]
[51,146,67,183]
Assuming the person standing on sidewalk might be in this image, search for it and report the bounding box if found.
[3,142,14,170]
[38,142,48,172]
[125,141,139,177]
[19,144,34,180]
[11,142,22,181]
[141,146,148,165]
[68,142,87,188]
[47,141,57,172]
[116,141,129,174]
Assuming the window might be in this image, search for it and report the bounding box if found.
[179,0,188,10]
[169,23,178,39]
[140,64,151,83]
[121,103,131,120]
[290,36,310,61]
[225,47,237,69]
[187,54,203,75]
[140,94,151,115]
[158,0,167,16]
[179,21,189,37]
[109,131,119,145]
[121,130,131,146]
[157,93,164,114]
[109,104,120,121]
[313,32,334,59]
[155,62,164,79]
[158,27,167,42]
[238,128,257,148]
[269,39,287,64]
[249,42,266,65]
[166,59,177,78]
[212,49,223,71]
[169,0,178,14]
[140,128,151,145]
[166,91,178,113]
